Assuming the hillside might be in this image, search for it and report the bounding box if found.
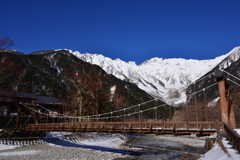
[0,49,168,116]
[1,47,240,122]
[72,47,240,105]
[186,47,240,126]
[187,47,240,100]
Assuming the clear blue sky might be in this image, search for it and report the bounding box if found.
[2,0,240,64]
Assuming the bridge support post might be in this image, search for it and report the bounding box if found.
[35,107,39,125]
[215,119,220,131]
[215,70,236,129]
[16,105,21,128]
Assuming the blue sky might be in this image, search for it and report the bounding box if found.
[2,0,240,64]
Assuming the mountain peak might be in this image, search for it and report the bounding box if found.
[68,47,240,105]
[0,49,24,55]
[127,61,137,66]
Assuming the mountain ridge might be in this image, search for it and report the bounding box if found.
[71,46,240,104]
[2,46,240,105]
[0,50,167,116]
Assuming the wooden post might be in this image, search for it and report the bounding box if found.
[112,123,115,132]
[150,123,153,133]
[215,119,220,131]
[35,108,39,125]
[129,123,132,132]
[185,122,189,131]
[199,123,203,131]
[73,124,76,132]
[215,70,236,129]
[16,105,21,128]
[173,123,176,133]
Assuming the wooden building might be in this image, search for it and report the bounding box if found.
[0,91,65,128]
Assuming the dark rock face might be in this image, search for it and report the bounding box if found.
[0,50,167,116]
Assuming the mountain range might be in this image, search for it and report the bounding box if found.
[1,46,240,108]
[0,49,168,116]
[72,47,240,105]
[1,47,240,126]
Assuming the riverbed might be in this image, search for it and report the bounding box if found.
[118,134,205,160]
[0,132,207,160]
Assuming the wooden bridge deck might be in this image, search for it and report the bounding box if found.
[20,121,221,136]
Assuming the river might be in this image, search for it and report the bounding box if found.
[117,133,207,160]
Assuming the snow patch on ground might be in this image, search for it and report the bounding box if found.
[45,132,126,150]
[0,150,39,156]
[0,132,127,157]
[200,130,240,160]
[0,144,20,151]
[200,142,232,160]
[0,130,239,159]
[79,136,123,149]
[236,129,240,135]
[45,131,71,138]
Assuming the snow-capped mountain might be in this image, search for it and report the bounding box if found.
[71,52,167,100]
[218,47,240,70]
[187,47,240,100]
[71,47,240,105]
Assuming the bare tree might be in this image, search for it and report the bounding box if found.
[168,89,181,99]
[62,64,111,119]
[62,65,92,118]
[0,54,21,90]
[87,73,111,114]
[112,93,129,110]
[0,37,14,49]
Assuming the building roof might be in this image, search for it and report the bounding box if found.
[0,91,62,104]
[34,96,62,104]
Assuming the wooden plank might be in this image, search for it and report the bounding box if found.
[21,121,219,135]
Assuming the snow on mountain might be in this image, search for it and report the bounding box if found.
[218,47,240,69]
[139,48,236,86]
[71,47,240,105]
[72,52,167,100]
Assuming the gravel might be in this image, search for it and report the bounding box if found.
[0,133,207,160]
[118,134,204,160]
[0,144,134,160]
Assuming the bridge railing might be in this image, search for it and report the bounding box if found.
[223,122,240,153]
[20,120,221,135]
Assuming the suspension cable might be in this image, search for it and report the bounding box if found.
[35,98,157,119]
[222,70,240,81]
[17,80,219,123]
[228,78,240,87]
[194,82,199,123]
[24,115,31,125]
[195,72,214,83]
[5,105,19,128]
[203,88,208,122]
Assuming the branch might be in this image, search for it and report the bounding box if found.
[0,37,14,49]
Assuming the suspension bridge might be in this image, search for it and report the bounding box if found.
[1,70,239,152]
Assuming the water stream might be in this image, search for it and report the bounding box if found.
[118,134,207,160]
